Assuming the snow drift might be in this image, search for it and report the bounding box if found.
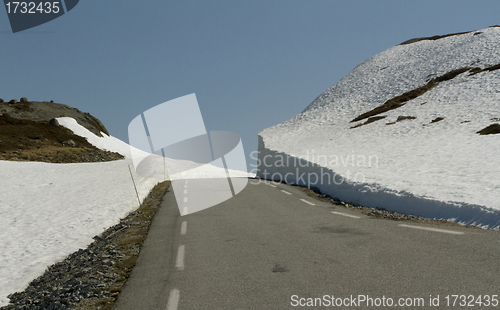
[258,26,500,230]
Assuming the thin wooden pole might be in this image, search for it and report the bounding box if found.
[128,165,141,207]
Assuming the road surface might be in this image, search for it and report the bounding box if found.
[113,178,500,310]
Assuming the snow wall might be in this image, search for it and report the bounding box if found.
[257,136,500,230]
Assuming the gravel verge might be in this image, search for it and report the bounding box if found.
[291,183,484,230]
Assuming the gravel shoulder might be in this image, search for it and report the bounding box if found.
[291,182,485,230]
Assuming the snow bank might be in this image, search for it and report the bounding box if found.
[258,26,500,229]
[0,119,158,307]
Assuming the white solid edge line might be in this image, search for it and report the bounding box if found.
[281,190,292,195]
[166,289,180,310]
[176,245,185,270]
[398,224,465,235]
[300,199,315,206]
[331,211,361,219]
[180,221,187,235]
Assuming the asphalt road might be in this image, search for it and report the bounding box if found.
[113,178,500,310]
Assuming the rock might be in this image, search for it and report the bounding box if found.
[62,140,76,147]
[477,123,500,135]
[34,135,44,140]
[50,100,54,103]
[9,99,17,104]
[20,97,28,103]
[0,98,4,103]
[48,118,60,127]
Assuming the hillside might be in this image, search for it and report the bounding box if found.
[258,26,500,229]
[0,98,123,163]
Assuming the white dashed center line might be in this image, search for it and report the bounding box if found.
[183,189,187,194]
[331,211,361,219]
[281,190,292,195]
[180,221,187,235]
[398,224,464,235]
[183,197,188,203]
[183,207,189,216]
[166,289,180,310]
[300,199,315,206]
[176,245,185,270]
[269,184,277,188]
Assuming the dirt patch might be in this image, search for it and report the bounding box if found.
[351,67,471,124]
[0,113,123,163]
[272,264,289,273]
[386,115,417,125]
[429,117,445,124]
[477,123,500,135]
[350,115,386,129]
[469,62,500,76]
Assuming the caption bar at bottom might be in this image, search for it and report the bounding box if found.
[291,294,499,307]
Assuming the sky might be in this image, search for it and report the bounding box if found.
[1,0,500,172]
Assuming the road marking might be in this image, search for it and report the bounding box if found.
[281,190,292,195]
[300,199,315,206]
[181,221,187,235]
[183,197,188,203]
[398,224,465,235]
[166,289,180,310]
[269,184,277,188]
[184,183,187,189]
[183,189,187,194]
[176,245,185,270]
[183,207,189,216]
[331,211,360,219]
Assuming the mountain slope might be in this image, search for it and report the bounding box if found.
[0,99,123,163]
[258,26,500,229]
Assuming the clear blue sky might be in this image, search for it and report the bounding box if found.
[2,0,499,171]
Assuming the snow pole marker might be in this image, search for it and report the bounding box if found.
[128,165,141,207]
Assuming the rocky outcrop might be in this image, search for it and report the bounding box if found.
[0,100,110,137]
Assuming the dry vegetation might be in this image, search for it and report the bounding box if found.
[0,101,123,163]
[351,67,471,124]
[78,181,170,310]
[399,26,500,46]
[350,62,500,130]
